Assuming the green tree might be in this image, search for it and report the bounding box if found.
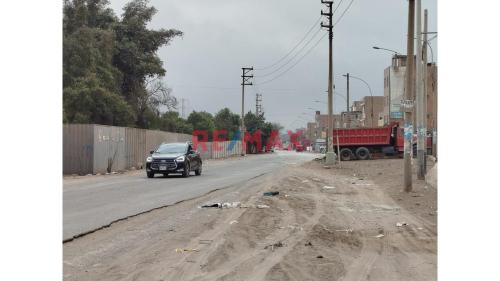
[214,108,240,140]
[243,112,283,152]
[63,0,182,128]
[244,111,265,133]
[158,111,193,134]
[113,0,182,127]
[187,111,215,140]
[63,75,135,125]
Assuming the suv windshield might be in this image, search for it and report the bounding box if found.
[155,143,187,154]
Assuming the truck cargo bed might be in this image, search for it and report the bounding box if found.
[332,126,392,146]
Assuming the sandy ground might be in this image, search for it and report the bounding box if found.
[64,158,437,281]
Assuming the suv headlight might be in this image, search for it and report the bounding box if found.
[146,156,153,163]
[176,156,185,162]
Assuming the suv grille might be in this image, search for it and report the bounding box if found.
[151,158,177,169]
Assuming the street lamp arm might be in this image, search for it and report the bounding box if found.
[348,75,373,97]
[372,46,400,55]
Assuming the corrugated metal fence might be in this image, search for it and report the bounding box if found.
[63,124,242,175]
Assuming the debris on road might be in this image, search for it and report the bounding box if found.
[305,241,313,246]
[201,203,221,208]
[396,222,408,227]
[316,255,324,259]
[200,202,241,208]
[375,234,385,238]
[264,241,284,251]
[222,202,241,208]
[175,248,199,253]
[263,191,279,196]
[229,220,238,225]
[322,185,336,190]
[199,240,213,245]
[256,204,270,209]
[302,179,309,183]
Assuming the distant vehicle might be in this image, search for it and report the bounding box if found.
[146,142,202,178]
[295,144,304,152]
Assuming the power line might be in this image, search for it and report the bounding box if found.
[252,0,354,86]
[255,27,322,78]
[255,16,322,71]
[333,0,355,27]
[332,0,344,15]
[256,33,327,85]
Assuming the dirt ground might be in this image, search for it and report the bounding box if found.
[63,158,437,281]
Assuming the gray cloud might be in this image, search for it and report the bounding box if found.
[110,0,437,130]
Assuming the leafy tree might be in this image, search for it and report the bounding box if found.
[63,75,135,125]
[158,111,193,134]
[244,112,283,152]
[214,108,240,140]
[63,0,182,127]
[244,111,265,133]
[187,111,215,140]
[113,0,182,127]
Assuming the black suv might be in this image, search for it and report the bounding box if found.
[146,142,202,178]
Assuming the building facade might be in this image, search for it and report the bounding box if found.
[383,54,438,132]
[349,97,384,127]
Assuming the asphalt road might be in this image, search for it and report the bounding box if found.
[63,151,321,241]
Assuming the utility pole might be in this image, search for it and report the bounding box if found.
[403,0,415,191]
[346,73,350,112]
[241,67,253,156]
[422,9,429,174]
[321,0,335,165]
[416,0,425,180]
[255,93,263,117]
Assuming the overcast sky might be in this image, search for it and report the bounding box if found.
[110,0,437,131]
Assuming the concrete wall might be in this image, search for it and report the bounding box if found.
[64,124,242,174]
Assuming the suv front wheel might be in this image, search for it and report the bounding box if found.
[147,172,154,178]
[182,162,190,178]
[195,164,202,176]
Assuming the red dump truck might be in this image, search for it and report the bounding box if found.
[332,122,432,161]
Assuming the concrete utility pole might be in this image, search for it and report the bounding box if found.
[346,73,350,112]
[416,0,425,179]
[241,67,253,156]
[321,0,335,165]
[422,9,429,171]
[403,0,415,191]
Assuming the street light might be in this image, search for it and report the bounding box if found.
[372,46,399,55]
[374,41,434,63]
[342,74,374,127]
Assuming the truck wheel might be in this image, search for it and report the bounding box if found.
[355,147,370,160]
[340,148,354,161]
